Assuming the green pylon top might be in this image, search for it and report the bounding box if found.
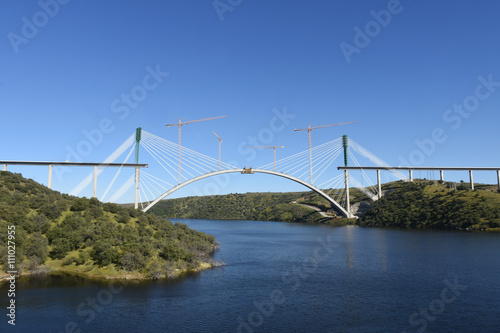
[342,134,348,167]
[136,127,142,164]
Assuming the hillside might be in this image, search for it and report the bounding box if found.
[147,191,346,224]
[0,171,219,281]
[148,180,500,231]
[359,180,500,231]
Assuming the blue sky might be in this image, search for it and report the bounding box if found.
[1,0,500,203]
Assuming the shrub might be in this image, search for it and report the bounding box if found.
[103,202,120,214]
[71,198,89,212]
[146,259,166,279]
[91,241,119,266]
[116,210,130,224]
[77,251,90,265]
[26,232,49,263]
[119,251,146,271]
[39,203,64,220]
[50,238,71,259]
[159,242,188,261]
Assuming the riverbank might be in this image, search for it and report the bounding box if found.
[0,261,217,283]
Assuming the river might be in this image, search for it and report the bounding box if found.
[2,219,499,332]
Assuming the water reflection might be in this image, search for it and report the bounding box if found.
[372,228,388,272]
[345,225,355,269]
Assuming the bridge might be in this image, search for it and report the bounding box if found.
[2,128,499,218]
[338,166,500,193]
[0,161,147,197]
[140,168,351,217]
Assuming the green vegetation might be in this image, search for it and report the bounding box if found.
[359,180,500,231]
[0,171,219,280]
[148,179,500,231]
[148,192,340,224]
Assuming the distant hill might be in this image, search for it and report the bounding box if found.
[147,191,360,224]
[148,180,500,231]
[0,171,218,281]
[358,180,500,231]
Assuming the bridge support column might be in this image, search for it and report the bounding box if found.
[377,169,382,199]
[497,170,500,193]
[440,170,444,182]
[48,165,53,189]
[2,164,6,171]
[345,169,351,217]
[93,166,98,198]
[469,170,474,190]
[409,170,413,181]
[135,167,140,209]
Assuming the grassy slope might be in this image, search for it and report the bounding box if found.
[0,171,218,281]
[358,180,500,231]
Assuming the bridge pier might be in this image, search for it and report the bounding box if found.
[409,170,413,181]
[469,170,474,190]
[344,169,351,217]
[497,170,500,192]
[377,169,382,199]
[48,165,53,189]
[2,164,6,171]
[93,166,98,197]
[440,169,444,182]
[135,167,140,209]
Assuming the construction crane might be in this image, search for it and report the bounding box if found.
[247,145,284,172]
[166,116,227,183]
[213,131,222,171]
[295,121,358,184]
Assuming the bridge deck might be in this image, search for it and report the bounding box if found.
[0,161,147,167]
[338,166,500,171]
[338,166,500,192]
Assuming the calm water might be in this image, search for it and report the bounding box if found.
[2,220,499,333]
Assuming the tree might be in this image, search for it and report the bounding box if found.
[89,197,101,207]
[50,238,71,259]
[103,202,120,214]
[119,250,146,271]
[91,241,119,266]
[26,232,49,263]
[116,210,130,224]
[71,197,89,211]
[86,205,104,219]
[146,259,167,279]
[39,203,64,220]
[159,242,188,261]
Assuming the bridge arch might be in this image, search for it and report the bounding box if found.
[141,169,351,218]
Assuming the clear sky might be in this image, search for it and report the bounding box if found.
[2,0,500,202]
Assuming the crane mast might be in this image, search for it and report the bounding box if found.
[213,131,222,171]
[166,115,227,184]
[247,145,284,172]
